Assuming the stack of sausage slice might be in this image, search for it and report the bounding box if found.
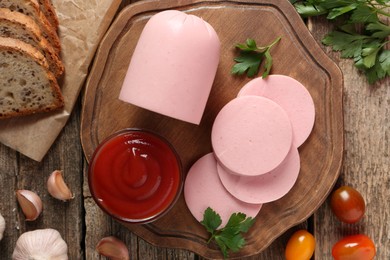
[184,75,315,226]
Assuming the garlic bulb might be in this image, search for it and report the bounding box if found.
[15,190,43,221]
[47,170,74,201]
[0,212,5,240]
[12,229,68,260]
[96,236,130,260]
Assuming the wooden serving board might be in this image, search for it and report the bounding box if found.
[80,0,344,258]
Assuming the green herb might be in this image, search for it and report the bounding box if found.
[231,37,281,78]
[200,207,255,258]
[290,0,390,84]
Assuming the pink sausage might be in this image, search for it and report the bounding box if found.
[119,10,220,125]
[238,75,315,147]
[211,96,293,176]
[184,153,262,227]
[217,145,300,204]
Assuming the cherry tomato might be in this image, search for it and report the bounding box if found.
[330,186,365,223]
[332,234,376,260]
[285,230,315,260]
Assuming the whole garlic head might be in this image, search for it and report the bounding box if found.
[0,212,5,240]
[12,229,68,260]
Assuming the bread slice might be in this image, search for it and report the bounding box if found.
[0,37,64,119]
[0,8,64,78]
[0,0,61,53]
[38,0,59,28]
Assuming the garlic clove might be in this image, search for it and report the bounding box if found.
[12,228,68,260]
[0,212,5,240]
[96,236,130,260]
[15,190,43,221]
[47,170,74,201]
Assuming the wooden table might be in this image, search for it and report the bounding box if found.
[0,0,389,259]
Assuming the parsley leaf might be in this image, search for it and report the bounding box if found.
[231,51,263,77]
[350,5,379,23]
[200,207,222,234]
[231,37,281,78]
[293,2,328,17]
[291,0,390,84]
[321,31,366,58]
[366,22,390,38]
[200,207,256,258]
[379,50,390,75]
[365,50,390,84]
[327,3,359,19]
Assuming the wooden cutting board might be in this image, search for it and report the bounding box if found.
[80,0,344,258]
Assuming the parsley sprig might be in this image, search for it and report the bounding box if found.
[290,0,390,84]
[200,207,255,258]
[231,37,281,78]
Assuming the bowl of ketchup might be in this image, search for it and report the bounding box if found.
[88,128,183,224]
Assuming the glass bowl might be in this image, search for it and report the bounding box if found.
[88,128,183,224]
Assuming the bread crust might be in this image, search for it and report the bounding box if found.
[0,37,64,119]
[0,36,48,67]
[0,0,61,53]
[0,8,64,77]
[38,0,59,28]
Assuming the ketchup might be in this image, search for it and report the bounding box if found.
[88,129,182,223]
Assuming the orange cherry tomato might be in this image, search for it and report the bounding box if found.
[285,230,316,260]
[332,234,376,260]
[330,186,365,223]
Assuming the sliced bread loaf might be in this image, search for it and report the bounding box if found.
[0,0,61,53]
[0,8,64,78]
[38,0,59,28]
[0,37,64,119]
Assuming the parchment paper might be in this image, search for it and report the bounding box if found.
[0,0,122,161]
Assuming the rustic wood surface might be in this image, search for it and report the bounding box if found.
[80,0,343,258]
[0,1,389,259]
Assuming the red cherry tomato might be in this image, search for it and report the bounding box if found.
[332,234,376,260]
[285,230,315,260]
[330,186,365,223]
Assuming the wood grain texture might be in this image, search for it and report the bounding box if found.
[80,0,343,258]
[0,0,388,259]
[0,102,84,259]
[308,16,390,259]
